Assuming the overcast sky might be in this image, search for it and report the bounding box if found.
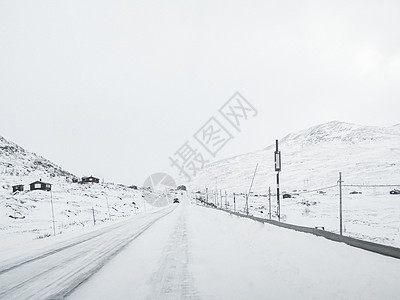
[1,0,399,186]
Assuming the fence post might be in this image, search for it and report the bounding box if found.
[245,193,249,215]
[268,186,271,219]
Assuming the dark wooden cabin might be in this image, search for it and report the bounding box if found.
[30,180,52,191]
[82,176,100,184]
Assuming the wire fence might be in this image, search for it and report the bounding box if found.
[196,176,400,248]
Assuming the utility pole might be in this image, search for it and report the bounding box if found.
[245,193,249,215]
[50,190,56,236]
[268,186,271,219]
[275,140,282,221]
[338,172,343,235]
[245,163,258,216]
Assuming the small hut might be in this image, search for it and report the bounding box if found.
[12,185,24,192]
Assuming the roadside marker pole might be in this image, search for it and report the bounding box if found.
[92,207,96,225]
[50,190,56,236]
[106,196,111,220]
[234,193,236,212]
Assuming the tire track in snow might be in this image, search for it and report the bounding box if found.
[148,205,200,299]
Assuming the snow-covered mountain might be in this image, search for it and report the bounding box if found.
[189,121,400,193]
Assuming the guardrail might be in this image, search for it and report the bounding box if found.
[201,203,400,260]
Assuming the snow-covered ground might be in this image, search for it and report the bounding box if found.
[0,180,157,248]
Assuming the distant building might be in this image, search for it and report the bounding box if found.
[72,178,79,183]
[29,180,52,191]
[12,184,24,193]
[82,176,100,184]
[129,185,138,190]
[177,185,187,191]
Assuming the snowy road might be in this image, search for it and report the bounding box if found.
[0,206,176,299]
[2,195,400,300]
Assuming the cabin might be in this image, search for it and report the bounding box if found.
[82,176,100,184]
[12,184,24,193]
[29,180,52,191]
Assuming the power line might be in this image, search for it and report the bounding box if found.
[218,183,399,198]
[295,185,338,195]
[346,184,400,187]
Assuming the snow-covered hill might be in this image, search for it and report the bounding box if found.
[0,135,176,246]
[189,121,400,193]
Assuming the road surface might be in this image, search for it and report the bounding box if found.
[1,194,400,299]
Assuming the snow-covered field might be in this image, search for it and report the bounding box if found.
[0,179,155,248]
[201,186,400,248]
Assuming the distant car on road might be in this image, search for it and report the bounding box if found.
[390,189,400,195]
[350,191,362,194]
[173,198,180,203]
